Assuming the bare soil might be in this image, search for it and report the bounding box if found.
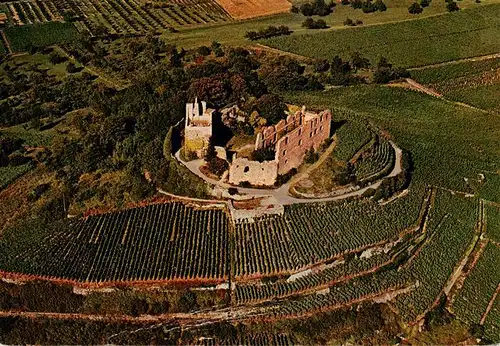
[215,0,291,19]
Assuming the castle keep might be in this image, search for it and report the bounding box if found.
[184,98,215,158]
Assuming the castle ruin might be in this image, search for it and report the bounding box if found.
[183,99,332,186]
[184,98,215,158]
[229,107,332,186]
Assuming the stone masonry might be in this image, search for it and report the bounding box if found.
[184,98,215,158]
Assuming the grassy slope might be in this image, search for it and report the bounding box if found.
[161,0,495,48]
[282,86,500,199]
[262,4,500,68]
[4,22,78,52]
[0,163,34,190]
[411,58,500,112]
[410,58,500,84]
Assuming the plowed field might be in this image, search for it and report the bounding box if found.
[216,0,291,19]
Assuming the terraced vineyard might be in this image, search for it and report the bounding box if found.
[234,187,425,278]
[392,190,478,322]
[333,120,373,162]
[257,269,410,318]
[452,242,500,326]
[484,294,500,342]
[234,251,394,305]
[0,202,230,282]
[486,203,500,242]
[354,139,395,182]
[4,0,231,37]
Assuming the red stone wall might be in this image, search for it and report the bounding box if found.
[275,110,332,174]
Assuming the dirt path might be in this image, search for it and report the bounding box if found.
[174,140,403,206]
[253,43,312,62]
[405,78,443,98]
[480,283,500,325]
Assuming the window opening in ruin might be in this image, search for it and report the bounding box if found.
[283,150,287,156]
[298,129,302,136]
[299,139,302,146]
[244,166,250,173]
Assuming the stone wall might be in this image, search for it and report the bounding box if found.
[228,156,278,186]
[275,109,331,174]
[184,98,215,158]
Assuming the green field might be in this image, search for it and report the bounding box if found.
[411,57,500,112]
[410,58,500,84]
[0,125,55,147]
[282,85,500,198]
[262,4,500,68]
[0,163,34,190]
[160,0,494,48]
[4,22,78,52]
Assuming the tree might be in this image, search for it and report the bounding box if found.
[351,51,370,70]
[375,0,387,11]
[408,2,423,13]
[302,18,328,29]
[163,127,173,159]
[256,94,287,125]
[420,0,431,7]
[446,1,459,11]
[205,136,217,162]
[66,62,78,73]
[211,41,224,57]
[197,46,211,56]
[314,59,330,72]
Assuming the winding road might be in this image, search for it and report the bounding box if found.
[174,140,403,205]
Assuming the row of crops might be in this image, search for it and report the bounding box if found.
[354,139,395,182]
[0,162,34,191]
[5,0,231,37]
[263,4,500,68]
[194,333,293,346]
[333,120,373,162]
[6,0,62,25]
[486,203,500,242]
[452,242,500,328]
[0,202,230,282]
[234,250,393,305]
[234,186,425,278]
[256,269,410,318]
[392,189,478,322]
[484,294,500,342]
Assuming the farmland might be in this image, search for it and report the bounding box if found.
[4,0,232,39]
[0,163,34,191]
[4,22,77,52]
[215,0,290,19]
[263,4,500,68]
[411,57,500,113]
[234,187,424,277]
[0,202,230,282]
[452,243,500,328]
[486,203,500,242]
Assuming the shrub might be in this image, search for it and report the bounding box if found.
[251,147,276,162]
[66,62,78,73]
[302,18,328,29]
[408,2,423,13]
[244,26,292,40]
[304,147,320,164]
[341,0,350,4]
[314,59,330,72]
[446,1,459,11]
[344,17,355,26]
[420,0,431,7]
[291,5,300,13]
[197,46,211,56]
[375,0,387,11]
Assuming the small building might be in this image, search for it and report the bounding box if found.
[184,98,215,158]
